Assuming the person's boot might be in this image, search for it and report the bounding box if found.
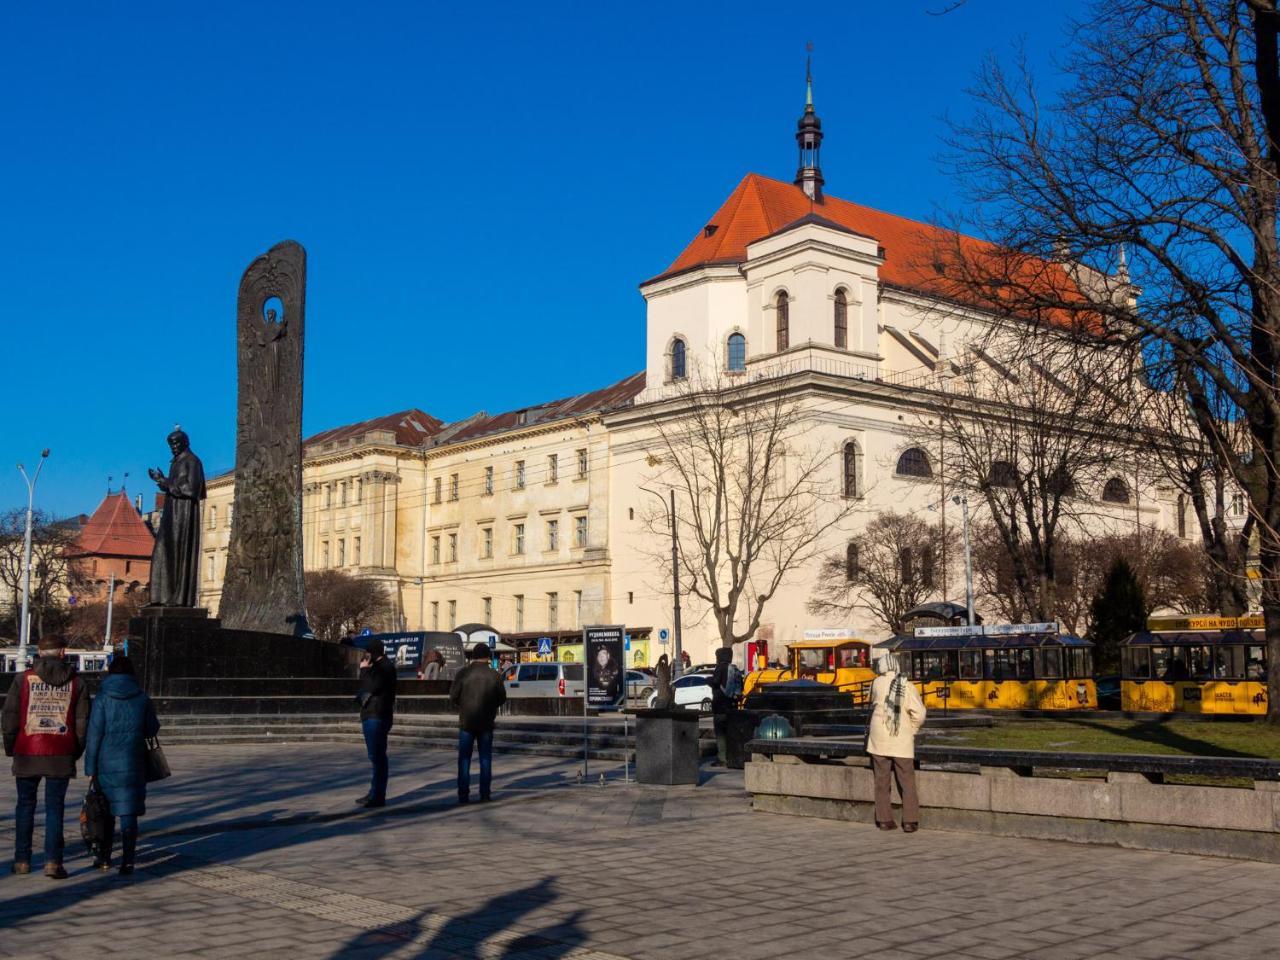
[43,862,68,879]
[94,832,114,872]
[118,828,138,876]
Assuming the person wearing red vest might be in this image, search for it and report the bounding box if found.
[2,634,89,878]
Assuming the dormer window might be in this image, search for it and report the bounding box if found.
[775,291,790,351]
[704,224,719,238]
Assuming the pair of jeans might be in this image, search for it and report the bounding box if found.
[457,729,493,800]
[362,717,391,802]
[14,776,70,865]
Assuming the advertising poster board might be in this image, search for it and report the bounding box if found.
[584,624,626,709]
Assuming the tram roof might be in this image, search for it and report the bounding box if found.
[884,633,1092,651]
[1123,629,1261,647]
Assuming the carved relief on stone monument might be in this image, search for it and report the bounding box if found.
[219,240,308,634]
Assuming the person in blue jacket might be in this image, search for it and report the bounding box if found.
[84,656,160,875]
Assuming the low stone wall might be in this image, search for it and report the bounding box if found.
[746,753,1280,862]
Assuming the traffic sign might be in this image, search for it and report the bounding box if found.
[659,628,669,641]
[537,637,553,656]
[488,635,497,650]
[359,627,373,637]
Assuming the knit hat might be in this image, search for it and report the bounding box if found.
[36,635,65,653]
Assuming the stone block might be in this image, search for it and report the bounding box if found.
[991,775,1122,821]
[915,769,992,812]
[636,711,700,785]
[1117,781,1274,832]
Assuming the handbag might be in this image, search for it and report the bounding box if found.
[144,737,172,783]
[80,779,112,860]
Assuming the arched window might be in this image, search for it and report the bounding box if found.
[843,441,862,498]
[834,289,848,349]
[1102,477,1130,504]
[1047,466,1076,498]
[845,543,859,582]
[987,460,1017,489]
[775,291,790,351]
[727,332,746,371]
[921,546,936,589]
[671,338,687,381]
[896,447,933,478]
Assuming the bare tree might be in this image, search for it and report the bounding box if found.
[304,570,395,643]
[0,509,82,641]
[940,0,1280,716]
[918,334,1141,624]
[640,368,857,650]
[809,510,952,634]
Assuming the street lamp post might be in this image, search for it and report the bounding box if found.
[16,449,50,666]
[643,487,683,678]
[952,494,975,626]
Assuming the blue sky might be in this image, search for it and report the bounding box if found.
[0,0,1085,517]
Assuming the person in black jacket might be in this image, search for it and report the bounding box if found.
[449,643,507,804]
[356,640,397,808]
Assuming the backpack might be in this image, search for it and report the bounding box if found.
[80,780,112,860]
[723,663,745,700]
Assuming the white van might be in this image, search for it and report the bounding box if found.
[505,661,585,698]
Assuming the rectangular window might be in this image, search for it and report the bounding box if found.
[354,537,361,565]
[321,541,330,567]
[449,473,459,501]
[483,597,492,623]
[338,539,346,566]
[431,536,441,565]
[548,592,559,630]
[448,600,457,629]
[341,482,348,506]
[577,448,588,479]
[1124,646,1151,679]
[325,486,332,508]
[433,477,442,503]
[1036,649,1063,679]
[548,454,558,484]
[206,554,215,582]
[448,532,457,562]
[1176,494,1187,538]
[482,527,493,558]
[958,650,982,679]
[514,523,525,555]
[515,595,524,631]
[431,601,439,630]
[546,519,559,551]
[1231,493,1246,517]
[515,461,526,490]
[355,478,362,504]
[575,515,588,547]
[208,505,217,530]
[484,465,494,495]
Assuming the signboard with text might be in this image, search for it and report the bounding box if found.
[584,624,626,709]
[914,622,1059,638]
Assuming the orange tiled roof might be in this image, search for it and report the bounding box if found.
[651,174,1089,320]
[66,491,154,559]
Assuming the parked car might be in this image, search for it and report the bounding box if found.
[504,661,585,698]
[627,670,656,701]
[646,672,716,712]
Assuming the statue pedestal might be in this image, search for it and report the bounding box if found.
[635,708,701,785]
[139,605,211,620]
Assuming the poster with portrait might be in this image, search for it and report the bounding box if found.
[584,624,625,709]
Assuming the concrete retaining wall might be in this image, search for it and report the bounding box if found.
[745,754,1280,862]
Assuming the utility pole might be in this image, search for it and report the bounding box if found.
[16,449,50,666]
[952,494,974,626]
[104,571,116,648]
[670,488,683,679]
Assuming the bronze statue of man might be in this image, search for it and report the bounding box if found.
[148,427,207,607]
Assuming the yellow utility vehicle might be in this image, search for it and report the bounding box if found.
[1121,615,1268,715]
[881,623,1096,711]
[742,633,876,705]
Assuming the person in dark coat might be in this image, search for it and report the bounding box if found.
[83,655,160,874]
[356,640,397,808]
[2,634,89,879]
[449,643,507,804]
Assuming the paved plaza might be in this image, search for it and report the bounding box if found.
[1,743,1279,960]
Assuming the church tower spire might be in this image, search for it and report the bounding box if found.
[795,53,824,202]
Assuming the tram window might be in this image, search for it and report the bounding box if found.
[915,651,956,679]
[1247,646,1267,680]
[1188,645,1213,679]
[1017,649,1034,680]
[1036,649,1063,678]
[958,650,982,679]
[989,649,1033,681]
[836,645,868,669]
[1125,647,1151,679]
[1067,648,1092,678]
[1155,647,1190,681]
[1213,646,1243,679]
[796,648,830,674]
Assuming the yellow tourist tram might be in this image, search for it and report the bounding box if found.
[880,623,1097,711]
[1120,615,1268,715]
[742,630,877,704]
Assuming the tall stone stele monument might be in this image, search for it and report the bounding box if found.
[218,240,309,634]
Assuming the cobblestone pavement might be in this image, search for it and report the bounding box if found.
[1,742,1279,959]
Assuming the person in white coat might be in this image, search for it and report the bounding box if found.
[866,653,927,832]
